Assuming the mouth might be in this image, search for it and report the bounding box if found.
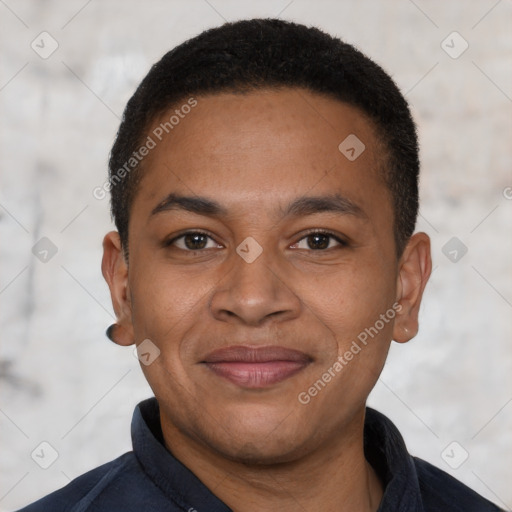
[201,345,312,389]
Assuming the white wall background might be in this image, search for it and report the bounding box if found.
[0,1,511,510]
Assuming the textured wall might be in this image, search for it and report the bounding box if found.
[0,1,511,510]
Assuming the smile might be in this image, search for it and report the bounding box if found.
[201,345,312,389]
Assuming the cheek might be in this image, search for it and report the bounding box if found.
[304,261,397,342]
[128,267,209,398]
[128,264,211,342]
[304,269,396,407]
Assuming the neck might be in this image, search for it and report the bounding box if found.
[161,407,384,512]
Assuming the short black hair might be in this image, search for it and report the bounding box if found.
[108,18,419,260]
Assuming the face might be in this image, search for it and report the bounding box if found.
[102,88,431,464]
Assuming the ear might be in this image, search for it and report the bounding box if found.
[101,231,135,346]
[393,232,432,343]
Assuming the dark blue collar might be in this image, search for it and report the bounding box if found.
[363,407,424,511]
[131,398,231,511]
[131,397,426,511]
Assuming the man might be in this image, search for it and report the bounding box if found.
[19,18,502,512]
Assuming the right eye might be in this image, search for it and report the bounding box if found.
[164,231,223,251]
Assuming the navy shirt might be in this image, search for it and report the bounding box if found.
[19,397,503,511]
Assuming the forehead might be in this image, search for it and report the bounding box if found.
[131,88,391,226]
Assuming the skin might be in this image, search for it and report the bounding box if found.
[102,87,431,512]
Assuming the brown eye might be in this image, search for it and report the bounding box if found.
[291,231,346,251]
[306,233,330,250]
[183,233,208,250]
[167,231,222,251]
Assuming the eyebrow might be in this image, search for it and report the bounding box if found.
[149,193,367,220]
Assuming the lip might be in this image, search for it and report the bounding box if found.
[201,345,312,389]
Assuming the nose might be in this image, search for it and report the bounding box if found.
[209,245,301,327]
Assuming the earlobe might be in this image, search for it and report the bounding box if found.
[392,232,432,343]
[101,231,135,346]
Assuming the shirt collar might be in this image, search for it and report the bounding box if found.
[132,398,424,511]
[364,407,425,512]
[132,398,231,511]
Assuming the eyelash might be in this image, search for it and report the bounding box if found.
[291,229,348,250]
[164,229,348,252]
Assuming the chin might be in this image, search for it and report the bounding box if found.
[203,412,316,466]
[216,434,309,466]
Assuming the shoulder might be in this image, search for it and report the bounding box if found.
[413,457,504,512]
[17,452,148,512]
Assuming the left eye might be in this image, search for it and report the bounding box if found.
[291,232,345,251]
